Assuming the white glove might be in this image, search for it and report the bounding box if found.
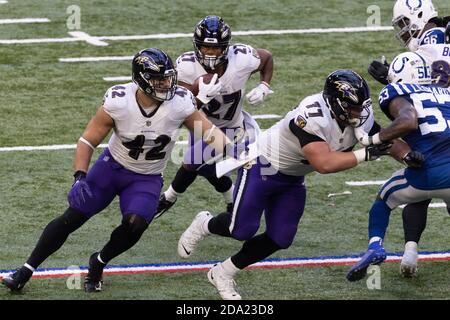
[245,82,273,106]
[196,73,222,105]
[354,127,382,146]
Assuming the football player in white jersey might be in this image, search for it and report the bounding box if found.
[369,0,449,85]
[156,15,274,217]
[176,70,421,300]
[1,48,243,293]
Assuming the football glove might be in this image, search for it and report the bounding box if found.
[402,151,425,168]
[365,142,392,161]
[68,170,93,208]
[196,73,222,105]
[245,82,273,106]
[368,56,389,85]
[354,142,392,163]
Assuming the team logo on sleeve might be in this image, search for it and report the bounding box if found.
[295,115,307,128]
[335,81,358,103]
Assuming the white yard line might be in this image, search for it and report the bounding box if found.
[0,18,50,24]
[345,180,386,186]
[103,76,131,82]
[0,1,9,4]
[59,56,133,63]
[68,31,109,46]
[1,26,394,45]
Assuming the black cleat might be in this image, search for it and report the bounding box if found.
[154,194,176,218]
[1,267,32,292]
[226,203,234,213]
[84,252,105,293]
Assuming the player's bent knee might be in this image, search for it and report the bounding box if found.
[182,163,197,172]
[122,213,149,235]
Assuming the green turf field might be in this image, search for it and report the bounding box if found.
[1,0,450,300]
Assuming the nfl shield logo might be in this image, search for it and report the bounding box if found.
[146,121,152,126]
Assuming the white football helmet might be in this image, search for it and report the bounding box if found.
[388,51,431,85]
[392,0,438,51]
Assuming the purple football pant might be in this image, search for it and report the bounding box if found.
[69,148,163,223]
[229,157,306,248]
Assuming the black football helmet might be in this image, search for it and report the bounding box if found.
[323,70,371,127]
[132,48,177,101]
[193,15,231,70]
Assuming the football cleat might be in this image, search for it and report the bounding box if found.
[84,252,105,293]
[1,267,32,292]
[178,211,211,259]
[226,203,234,213]
[400,241,418,278]
[154,194,177,219]
[207,264,241,300]
[347,240,386,282]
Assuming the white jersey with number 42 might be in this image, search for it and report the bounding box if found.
[176,43,261,129]
[102,83,196,175]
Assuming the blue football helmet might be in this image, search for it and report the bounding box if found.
[193,15,231,70]
[323,70,371,128]
[132,48,177,101]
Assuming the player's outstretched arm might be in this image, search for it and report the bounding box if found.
[378,97,419,142]
[303,140,389,174]
[74,106,114,173]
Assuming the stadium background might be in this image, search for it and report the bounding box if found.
[0,0,449,299]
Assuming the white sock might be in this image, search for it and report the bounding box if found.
[405,241,417,251]
[23,263,35,272]
[369,236,382,245]
[220,258,240,278]
[165,185,180,202]
[222,184,235,204]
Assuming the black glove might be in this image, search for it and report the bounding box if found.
[402,151,425,168]
[365,142,392,161]
[368,57,390,85]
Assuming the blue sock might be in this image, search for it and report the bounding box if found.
[368,199,392,239]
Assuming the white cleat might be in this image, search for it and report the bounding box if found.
[178,211,212,259]
[207,264,242,300]
[400,241,418,278]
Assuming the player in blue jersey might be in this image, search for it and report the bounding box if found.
[347,75,450,281]
[366,0,450,277]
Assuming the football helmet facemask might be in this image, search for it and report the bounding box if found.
[392,0,438,51]
[193,15,231,70]
[132,48,177,101]
[323,70,371,128]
